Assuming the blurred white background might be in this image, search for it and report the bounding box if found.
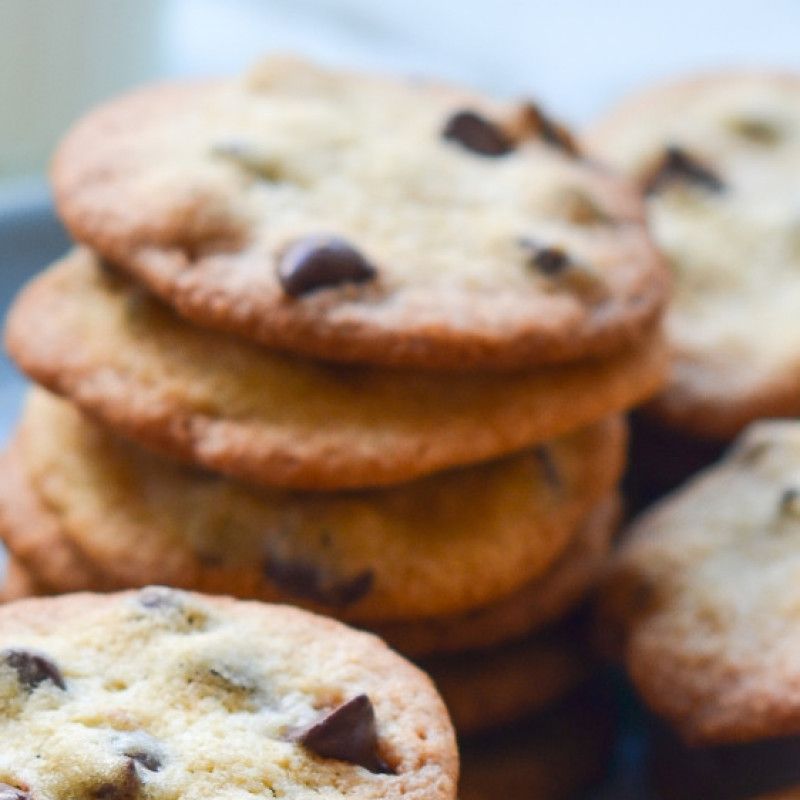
[1,0,799,183]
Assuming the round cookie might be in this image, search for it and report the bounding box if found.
[602,420,800,744]
[11,389,625,624]
[52,56,668,372]
[422,621,593,735]
[376,493,619,656]
[5,249,663,491]
[586,72,800,439]
[0,558,41,603]
[0,587,457,799]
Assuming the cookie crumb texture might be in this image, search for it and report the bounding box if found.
[52,56,666,370]
[0,590,457,799]
[602,421,800,743]
[586,73,800,436]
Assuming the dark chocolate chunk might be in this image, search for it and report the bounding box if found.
[0,784,30,800]
[264,557,373,608]
[278,236,377,297]
[3,649,65,691]
[296,694,393,774]
[533,445,561,490]
[442,110,514,156]
[514,102,580,156]
[643,146,726,195]
[92,761,140,800]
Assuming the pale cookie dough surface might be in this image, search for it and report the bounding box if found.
[0,588,457,800]
[52,56,667,371]
[602,420,800,744]
[376,493,619,657]
[11,390,625,624]
[586,72,800,438]
[5,249,662,490]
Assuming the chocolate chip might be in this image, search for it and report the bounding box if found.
[519,238,607,301]
[92,761,140,800]
[278,236,377,297]
[2,649,65,691]
[296,694,393,774]
[526,244,571,276]
[127,751,162,773]
[643,146,726,195]
[0,784,30,800]
[512,102,580,156]
[442,110,514,156]
[534,445,561,490]
[265,557,373,608]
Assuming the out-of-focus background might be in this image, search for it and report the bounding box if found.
[2,0,800,184]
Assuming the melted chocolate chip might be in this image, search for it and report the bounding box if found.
[278,236,377,297]
[3,649,65,691]
[534,445,561,490]
[296,694,393,774]
[442,110,514,156]
[514,102,580,156]
[0,784,30,800]
[92,761,140,800]
[264,557,373,608]
[643,146,726,195]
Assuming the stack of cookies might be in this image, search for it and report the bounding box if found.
[0,57,667,755]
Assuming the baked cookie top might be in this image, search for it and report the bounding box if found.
[13,390,624,624]
[0,588,457,800]
[603,420,800,743]
[5,249,664,490]
[586,72,800,437]
[52,56,667,371]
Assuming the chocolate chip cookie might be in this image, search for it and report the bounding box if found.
[5,389,624,625]
[52,56,667,371]
[602,420,800,743]
[587,72,800,438]
[0,587,457,799]
[5,249,662,491]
